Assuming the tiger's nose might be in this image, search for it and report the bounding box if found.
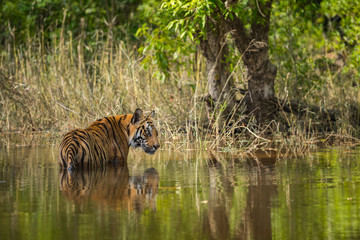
[154,144,160,150]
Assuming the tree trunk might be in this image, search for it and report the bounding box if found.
[243,42,277,123]
[199,1,277,126]
[227,0,277,125]
[199,17,237,127]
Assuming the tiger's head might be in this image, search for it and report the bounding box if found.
[128,108,160,155]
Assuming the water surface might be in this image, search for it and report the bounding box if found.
[0,145,360,239]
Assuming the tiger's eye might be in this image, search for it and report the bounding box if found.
[146,128,151,136]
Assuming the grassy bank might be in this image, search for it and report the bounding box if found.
[0,32,206,148]
[1,32,360,152]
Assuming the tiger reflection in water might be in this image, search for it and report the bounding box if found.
[59,164,159,212]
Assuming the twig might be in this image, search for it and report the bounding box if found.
[240,125,271,142]
[55,101,79,115]
[256,0,266,18]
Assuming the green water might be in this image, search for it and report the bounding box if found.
[0,146,360,240]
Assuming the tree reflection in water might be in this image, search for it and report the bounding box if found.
[204,151,278,240]
[59,164,159,212]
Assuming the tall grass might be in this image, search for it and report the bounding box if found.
[0,29,208,148]
[1,27,359,151]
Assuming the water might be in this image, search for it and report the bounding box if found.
[1,145,360,240]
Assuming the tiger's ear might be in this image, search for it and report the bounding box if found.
[131,108,144,124]
[147,110,155,118]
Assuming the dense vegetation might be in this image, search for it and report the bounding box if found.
[0,0,359,150]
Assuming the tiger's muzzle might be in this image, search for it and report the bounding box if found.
[145,144,160,155]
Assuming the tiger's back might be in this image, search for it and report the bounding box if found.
[59,108,160,170]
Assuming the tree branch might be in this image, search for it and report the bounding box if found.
[250,0,273,41]
[215,0,250,53]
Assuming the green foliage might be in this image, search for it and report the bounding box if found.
[271,0,323,95]
[161,0,214,40]
[0,0,146,45]
[271,0,360,101]
[137,0,360,103]
[321,0,360,77]
[136,0,253,81]
[136,0,197,81]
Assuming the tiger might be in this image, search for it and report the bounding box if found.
[59,108,160,171]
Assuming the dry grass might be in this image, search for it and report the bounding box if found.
[1,30,360,152]
[0,33,197,135]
